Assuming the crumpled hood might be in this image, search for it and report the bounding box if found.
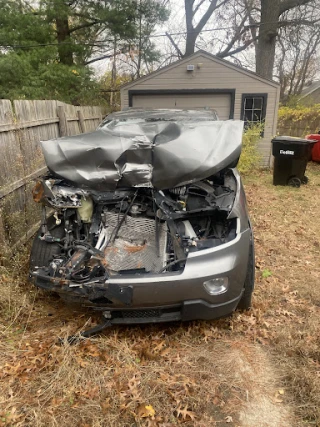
[41,119,244,190]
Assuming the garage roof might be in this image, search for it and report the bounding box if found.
[121,50,279,90]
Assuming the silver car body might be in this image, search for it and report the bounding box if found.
[30,109,253,323]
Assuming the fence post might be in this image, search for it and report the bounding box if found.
[77,110,86,133]
[57,105,68,137]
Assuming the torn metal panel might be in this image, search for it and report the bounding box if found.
[41,110,243,190]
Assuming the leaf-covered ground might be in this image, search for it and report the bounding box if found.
[0,163,319,427]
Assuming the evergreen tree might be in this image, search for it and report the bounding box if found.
[0,0,169,104]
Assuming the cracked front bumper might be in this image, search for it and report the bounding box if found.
[31,224,251,323]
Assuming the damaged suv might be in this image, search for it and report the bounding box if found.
[30,109,254,326]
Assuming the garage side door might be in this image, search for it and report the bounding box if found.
[131,93,231,120]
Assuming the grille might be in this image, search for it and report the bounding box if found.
[103,211,167,273]
[120,309,161,318]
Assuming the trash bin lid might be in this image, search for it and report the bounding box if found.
[272,136,316,144]
[305,133,320,141]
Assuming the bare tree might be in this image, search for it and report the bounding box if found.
[166,0,320,79]
[184,0,228,56]
[255,0,318,78]
[275,11,320,101]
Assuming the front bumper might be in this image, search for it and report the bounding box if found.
[101,297,242,324]
[31,225,251,322]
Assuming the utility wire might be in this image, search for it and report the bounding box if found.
[0,21,302,50]
[0,41,113,48]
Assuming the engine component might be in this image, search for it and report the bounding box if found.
[181,220,197,239]
[95,226,109,251]
[103,211,167,273]
[129,203,147,215]
[169,186,187,196]
[77,197,93,223]
[53,211,61,225]
[50,184,83,207]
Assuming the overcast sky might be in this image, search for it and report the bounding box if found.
[92,0,256,78]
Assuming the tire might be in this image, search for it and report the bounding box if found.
[288,176,301,187]
[29,216,65,270]
[301,175,309,184]
[237,236,255,311]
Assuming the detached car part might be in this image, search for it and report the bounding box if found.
[30,109,254,331]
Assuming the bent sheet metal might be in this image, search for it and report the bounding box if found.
[41,110,244,190]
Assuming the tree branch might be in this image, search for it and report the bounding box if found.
[278,17,320,27]
[217,35,259,58]
[243,0,259,47]
[193,0,206,16]
[279,0,314,16]
[69,20,100,34]
[296,31,320,93]
[217,14,250,57]
[84,52,114,65]
[165,31,183,58]
[195,0,228,34]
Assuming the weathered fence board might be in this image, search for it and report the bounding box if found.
[0,100,107,249]
[0,100,25,192]
[0,167,47,199]
[14,100,59,176]
[278,119,320,138]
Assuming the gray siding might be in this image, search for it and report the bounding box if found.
[121,52,280,166]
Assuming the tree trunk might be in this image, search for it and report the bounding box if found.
[184,32,197,57]
[184,0,197,57]
[110,37,117,111]
[54,0,73,65]
[137,0,142,78]
[56,16,73,65]
[256,0,280,79]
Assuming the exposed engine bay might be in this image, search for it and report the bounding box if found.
[31,170,238,285]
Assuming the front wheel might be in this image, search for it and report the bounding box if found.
[237,236,255,310]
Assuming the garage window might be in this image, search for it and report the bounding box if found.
[241,93,267,126]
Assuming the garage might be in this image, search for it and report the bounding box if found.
[120,50,280,166]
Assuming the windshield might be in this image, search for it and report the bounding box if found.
[98,109,219,129]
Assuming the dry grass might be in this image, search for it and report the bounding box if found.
[0,162,319,426]
[243,162,320,426]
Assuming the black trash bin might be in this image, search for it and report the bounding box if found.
[272,136,315,187]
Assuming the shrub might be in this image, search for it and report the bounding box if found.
[277,105,320,137]
[238,122,263,174]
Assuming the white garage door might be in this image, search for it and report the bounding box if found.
[132,93,231,120]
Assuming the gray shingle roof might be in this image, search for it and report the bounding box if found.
[300,81,320,98]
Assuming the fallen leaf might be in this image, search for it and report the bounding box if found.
[136,403,156,418]
[175,405,196,421]
[212,396,220,405]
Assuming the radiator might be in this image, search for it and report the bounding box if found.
[103,211,167,273]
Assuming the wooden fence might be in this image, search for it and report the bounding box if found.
[277,119,320,138]
[0,99,106,249]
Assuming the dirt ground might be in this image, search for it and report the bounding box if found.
[0,163,319,427]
